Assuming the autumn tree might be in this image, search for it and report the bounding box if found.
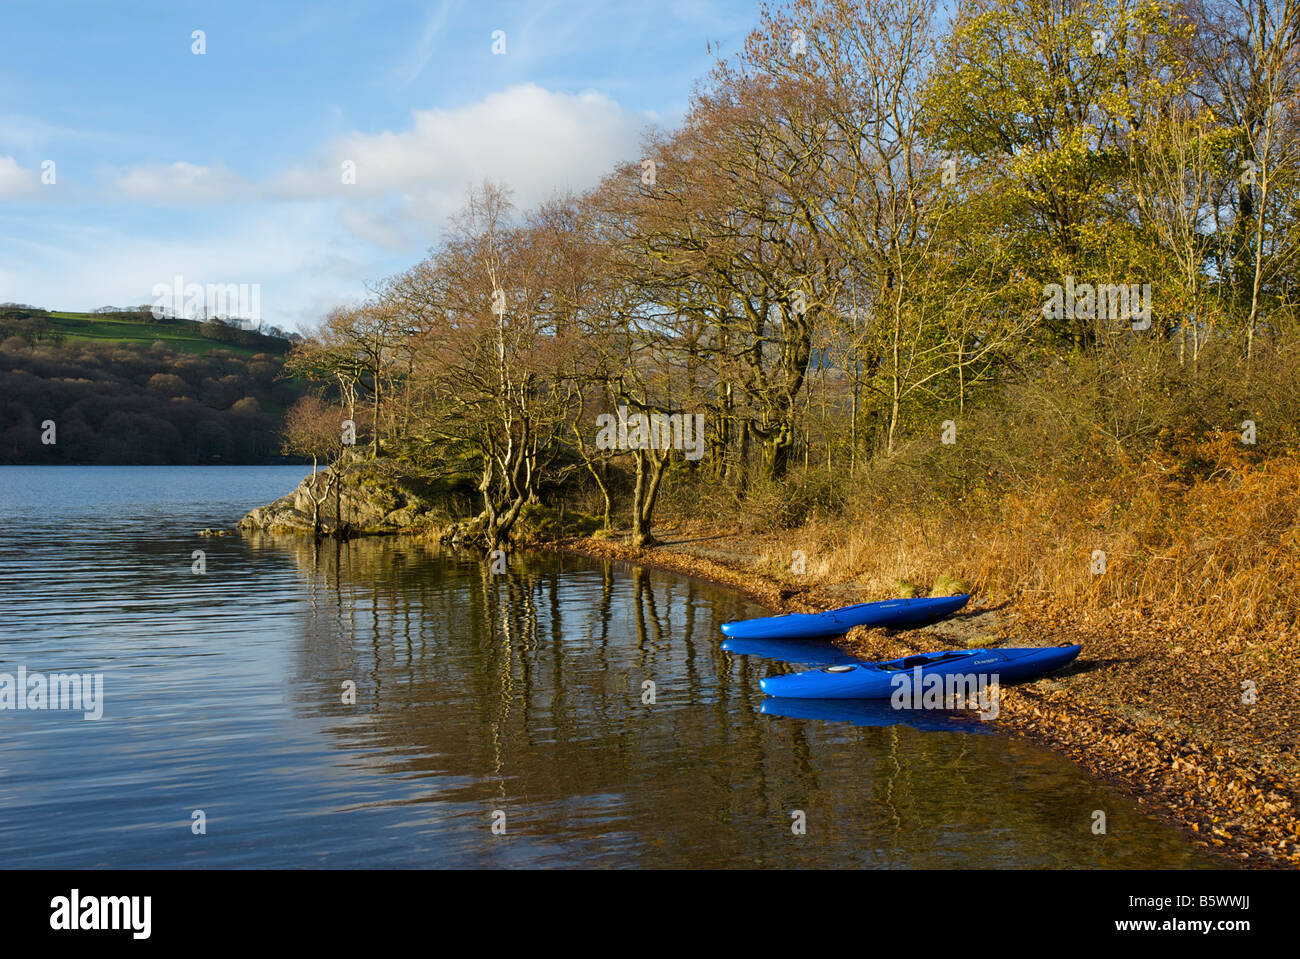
[1184,0,1300,360]
[399,183,577,549]
[281,394,346,536]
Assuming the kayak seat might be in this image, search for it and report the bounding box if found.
[880,652,972,671]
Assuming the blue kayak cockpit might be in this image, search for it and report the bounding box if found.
[877,651,978,671]
[763,645,1082,699]
[817,650,978,674]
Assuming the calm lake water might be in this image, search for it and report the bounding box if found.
[0,466,1210,868]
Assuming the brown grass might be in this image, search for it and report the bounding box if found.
[753,437,1300,639]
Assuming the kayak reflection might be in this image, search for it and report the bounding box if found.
[720,635,862,666]
[760,696,992,734]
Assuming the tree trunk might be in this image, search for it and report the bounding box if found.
[630,447,670,547]
[763,428,793,479]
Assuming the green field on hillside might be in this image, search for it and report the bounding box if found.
[37,311,291,357]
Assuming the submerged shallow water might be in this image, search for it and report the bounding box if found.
[0,466,1211,868]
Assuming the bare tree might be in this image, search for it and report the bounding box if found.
[281,394,344,537]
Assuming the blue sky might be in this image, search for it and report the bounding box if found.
[0,0,759,330]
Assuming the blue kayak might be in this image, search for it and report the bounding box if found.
[759,644,1081,699]
[720,594,970,641]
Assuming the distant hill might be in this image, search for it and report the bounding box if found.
[0,305,298,357]
[0,306,307,464]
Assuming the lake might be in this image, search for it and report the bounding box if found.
[0,466,1210,867]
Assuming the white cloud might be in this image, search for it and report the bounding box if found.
[0,156,38,198]
[113,161,253,204]
[109,84,649,217]
[338,204,427,252]
[18,84,653,329]
[275,83,649,210]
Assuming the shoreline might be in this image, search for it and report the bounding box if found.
[536,530,1298,870]
[234,482,1298,871]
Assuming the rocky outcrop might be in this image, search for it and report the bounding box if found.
[238,461,453,535]
[238,460,604,544]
